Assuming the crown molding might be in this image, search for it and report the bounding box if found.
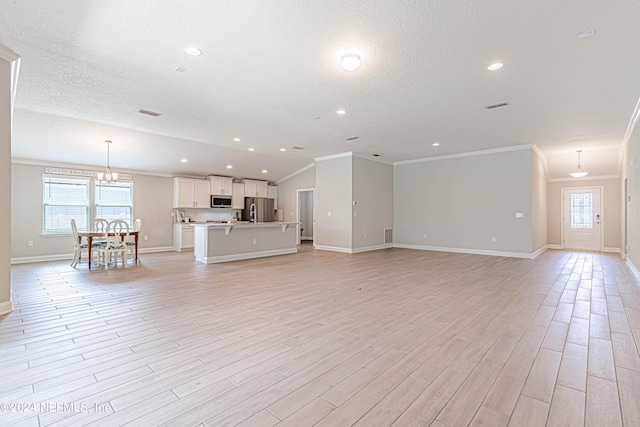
[0,44,19,62]
[314,152,353,162]
[532,144,549,179]
[548,174,620,183]
[393,144,534,166]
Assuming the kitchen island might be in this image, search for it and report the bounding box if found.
[191,222,298,264]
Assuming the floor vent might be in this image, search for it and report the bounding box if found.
[384,228,393,244]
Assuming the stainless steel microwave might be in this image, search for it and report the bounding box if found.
[211,196,232,208]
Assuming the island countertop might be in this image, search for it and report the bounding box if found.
[192,221,298,263]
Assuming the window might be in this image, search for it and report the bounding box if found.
[95,181,134,225]
[43,177,90,233]
[570,193,593,229]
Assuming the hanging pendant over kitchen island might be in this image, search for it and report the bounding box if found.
[191,222,298,264]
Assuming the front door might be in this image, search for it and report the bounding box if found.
[563,188,602,250]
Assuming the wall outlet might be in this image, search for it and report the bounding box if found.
[423,233,427,239]
[28,240,34,247]
[515,212,525,218]
[492,237,497,243]
[328,211,332,217]
[252,238,257,244]
[363,234,367,240]
[144,235,149,241]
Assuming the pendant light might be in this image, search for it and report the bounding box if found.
[569,149,588,178]
[96,140,119,184]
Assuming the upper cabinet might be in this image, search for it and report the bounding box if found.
[232,182,245,209]
[268,185,278,209]
[173,178,211,208]
[243,179,268,198]
[209,176,233,196]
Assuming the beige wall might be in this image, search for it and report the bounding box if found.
[547,178,621,250]
[393,148,534,255]
[11,162,174,261]
[276,165,315,224]
[622,113,640,267]
[532,150,548,252]
[352,157,393,249]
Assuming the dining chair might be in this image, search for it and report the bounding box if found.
[94,218,109,232]
[96,220,129,270]
[126,218,141,260]
[70,219,88,268]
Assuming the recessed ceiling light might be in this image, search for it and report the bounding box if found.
[226,165,233,169]
[577,29,596,39]
[488,62,503,71]
[280,148,286,152]
[340,53,361,71]
[262,169,268,174]
[432,142,440,147]
[248,148,255,152]
[336,109,347,115]
[180,158,188,163]
[184,47,203,56]
[233,138,240,142]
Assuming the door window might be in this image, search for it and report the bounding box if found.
[570,193,593,229]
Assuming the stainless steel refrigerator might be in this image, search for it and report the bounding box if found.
[242,197,275,222]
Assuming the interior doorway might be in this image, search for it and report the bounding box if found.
[561,187,603,250]
[296,189,315,245]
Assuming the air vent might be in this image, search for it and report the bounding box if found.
[484,102,510,110]
[291,146,305,150]
[384,228,393,244]
[138,109,162,117]
[372,154,380,157]
[345,136,360,141]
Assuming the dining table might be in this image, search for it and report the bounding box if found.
[77,231,139,269]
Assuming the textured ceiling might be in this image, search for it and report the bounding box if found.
[2,0,639,181]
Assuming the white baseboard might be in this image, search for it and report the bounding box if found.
[604,247,622,255]
[531,246,547,259]
[199,248,298,264]
[546,244,564,250]
[393,243,538,259]
[626,258,640,282]
[351,244,393,253]
[0,300,14,316]
[301,237,313,241]
[314,245,353,254]
[11,246,176,264]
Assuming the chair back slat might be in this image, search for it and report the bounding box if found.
[94,218,109,232]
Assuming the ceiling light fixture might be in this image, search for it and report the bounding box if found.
[577,29,596,39]
[280,148,286,152]
[262,169,268,174]
[184,47,203,56]
[340,53,361,71]
[570,150,589,178]
[180,158,188,163]
[336,109,346,115]
[487,62,503,71]
[96,140,118,184]
[233,138,240,142]
[432,142,440,147]
[248,148,255,152]
[226,165,233,169]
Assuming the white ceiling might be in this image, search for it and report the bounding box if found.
[2,0,639,181]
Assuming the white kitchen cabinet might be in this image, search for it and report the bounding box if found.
[243,179,268,197]
[173,178,211,208]
[209,176,233,196]
[232,182,245,209]
[173,223,194,251]
[268,185,278,209]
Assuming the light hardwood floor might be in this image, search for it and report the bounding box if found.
[2,245,640,426]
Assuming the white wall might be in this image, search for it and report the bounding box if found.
[0,47,17,315]
[393,148,534,255]
[532,150,548,252]
[547,178,621,251]
[352,156,393,249]
[315,156,352,250]
[11,162,174,261]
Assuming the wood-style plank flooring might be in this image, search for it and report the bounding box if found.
[2,245,640,426]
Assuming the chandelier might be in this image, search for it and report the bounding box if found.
[96,140,119,184]
[569,149,588,178]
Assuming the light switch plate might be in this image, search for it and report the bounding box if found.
[515,212,525,218]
